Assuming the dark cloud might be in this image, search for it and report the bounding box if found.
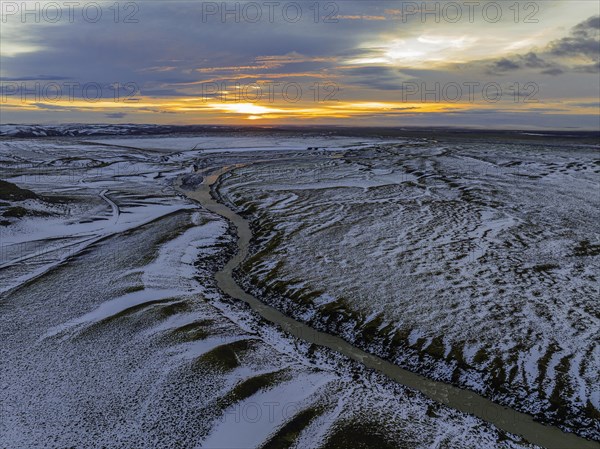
[0,2,373,89]
[574,61,600,74]
[136,108,176,114]
[570,101,600,108]
[485,16,599,76]
[521,53,553,69]
[341,66,407,90]
[540,67,565,76]
[0,75,71,81]
[136,87,196,97]
[574,15,600,31]
[29,103,77,111]
[489,58,521,73]
[549,15,600,57]
[105,112,128,119]
[440,107,576,116]
[486,52,564,76]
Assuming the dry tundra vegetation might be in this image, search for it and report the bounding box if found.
[215,138,600,440]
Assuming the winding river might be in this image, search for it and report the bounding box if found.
[183,165,599,449]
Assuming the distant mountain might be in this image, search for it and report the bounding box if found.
[2,123,598,141]
[0,124,234,138]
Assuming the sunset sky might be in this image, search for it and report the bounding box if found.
[1,1,599,129]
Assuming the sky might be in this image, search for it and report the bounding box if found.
[1,0,599,129]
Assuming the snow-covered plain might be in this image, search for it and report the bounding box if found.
[217,140,600,441]
[0,134,546,448]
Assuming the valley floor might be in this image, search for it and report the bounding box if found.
[0,133,597,448]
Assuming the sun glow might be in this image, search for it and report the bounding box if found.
[351,35,479,67]
[1,92,591,125]
[208,103,280,115]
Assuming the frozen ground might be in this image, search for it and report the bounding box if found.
[0,135,542,448]
[216,140,600,440]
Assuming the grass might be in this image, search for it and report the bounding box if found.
[121,284,145,294]
[390,328,411,353]
[243,227,283,272]
[472,348,489,365]
[360,313,386,345]
[446,343,469,383]
[155,301,193,319]
[2,206,28,218]
[426,403,441,418]
[261,406,324,449]
[548,354,574,422]
[423,336,446,360]
[75,298,189,340]
[488,356,508,393]
[536,343,559,389]
[321,422,400,449]
[288,285,325,306]
[218,370,283,409]
[585,400,600,422]
[169,319,214,342]
[574,240,600,257]
[319,297,356,324]
[94,298,185,326]
[195,339,255,372]
[531,263,559,273]
[0,180,37,201]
